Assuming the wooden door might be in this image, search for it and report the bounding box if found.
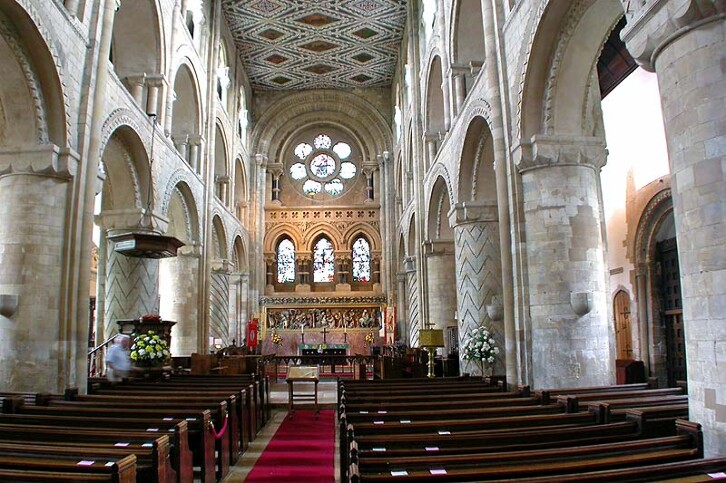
[613,290,632,359]
[658,238,686,386]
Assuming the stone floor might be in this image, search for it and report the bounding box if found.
[223,380,341,482]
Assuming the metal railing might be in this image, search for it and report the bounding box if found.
[87,335,116,378]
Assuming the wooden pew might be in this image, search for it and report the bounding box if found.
[58,389,241,465]
[0,408,210,483]
[0,422,190,483]
[0,440,169,483]
[349,420,703,482]
[535,381,657,405]
[0,453,136,483]
[553,387,684,412]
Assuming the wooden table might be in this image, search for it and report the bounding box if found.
[286,365,319,418]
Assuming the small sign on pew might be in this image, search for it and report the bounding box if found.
[142,443,153,447]
[378,410,387,414]
[77,460,95,466]
[147,427,159,432]
[372,447,386,452]
[114,442,129,447]
[374,420,384,425]
[708,473,726,478]
[186,417,197,421]
[437,430,450,435]
[430,469,447,475]
[425,446,439,452]
[359,410,368,414]
[105,462,115,467]
[163,417,173,421]
[400,419,411,424]
[390,470,408,476]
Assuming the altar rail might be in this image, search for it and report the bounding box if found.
[260,355,378,382]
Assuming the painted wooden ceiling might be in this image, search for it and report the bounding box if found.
[222,0,408,91]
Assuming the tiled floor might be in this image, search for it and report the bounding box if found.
[223,381,341,482]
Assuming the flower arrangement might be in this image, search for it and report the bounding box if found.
[270,330,282,345]
[461,325,500,374]
[130,330,171,367]
[364,331,375,345]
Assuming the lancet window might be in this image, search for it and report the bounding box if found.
[313,237,335,283]
[352,237,371,282]
[276,238,296,283]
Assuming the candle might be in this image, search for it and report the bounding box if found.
[344,325,347,334]
[301,324,304,335]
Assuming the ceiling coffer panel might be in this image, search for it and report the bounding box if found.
[222,0,408,91]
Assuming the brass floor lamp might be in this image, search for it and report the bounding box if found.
[419,329,445,378]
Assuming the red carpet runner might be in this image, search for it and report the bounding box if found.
[245,410,335,482]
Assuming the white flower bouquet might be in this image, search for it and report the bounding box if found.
[461,325,500,374]
[130,330,171,367]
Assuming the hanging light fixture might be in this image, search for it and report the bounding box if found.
[108,113,184,259]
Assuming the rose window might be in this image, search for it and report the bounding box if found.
[289,133,357,198]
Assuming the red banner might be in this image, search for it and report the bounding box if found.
[247,319,259,348]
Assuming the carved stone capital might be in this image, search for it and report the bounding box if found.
[178,242,203,258]
[514,135,608,174]
[96,208,169,234]
[267,162,284,178]
[255,154,268,167]
[0,144,79,179]
[403,256,416,273]
[621,0,725,71]
[211,259,234,273]
[448,201,498,227]
[188,134,204,146]
[146,73,168,88]
[422,239,454,257]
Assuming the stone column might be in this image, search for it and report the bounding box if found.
[146,74,167,121]
[173,135,189,163]
[423,241,457,355]
[267,162,283,203]
[450,68,467,116]
[188,135,203,174]
[362,161,378,202]
[515,135,613,389]
[235,271,249,345]
[622,2,726,456]
[396,272,408,343]
[404,257,421,348]
[159,244,201,356]
[209,260,232,347]
[449,202,504,376]
[0,146,78,392]
[65,0,80,16]
[125,74,146,107]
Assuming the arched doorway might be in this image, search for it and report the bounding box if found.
[613,290,632,360]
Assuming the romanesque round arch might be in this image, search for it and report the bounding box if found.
[211,214,228,260]
[447,0,485,68]
[100,125,149,211]
[421,50,446,135]
[455,114,496,205]
[519,0,623,139]
[171,56,204,138]
[160,175,200,243]
[0,1,69,147]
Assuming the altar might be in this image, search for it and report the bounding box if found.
[299,343,348,356]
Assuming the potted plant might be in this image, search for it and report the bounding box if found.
[461,325,500,376]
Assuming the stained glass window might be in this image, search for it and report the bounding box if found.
[276,238,296,283]
[339,162,356,179]
[314,134,332,149]
[324,179,344,195]
[313,237,335,283]
[290,163,307,180]
[352,237,371,282]
[310,154,336,178]
[333,142,351,159]
[295,143,312,159]
[303,179,322,195]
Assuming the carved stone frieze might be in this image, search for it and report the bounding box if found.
[448,201,498,227]
[259,294,387,306]
[514,134,607,174]
[621,0,726,71]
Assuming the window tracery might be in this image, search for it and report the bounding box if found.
[313,237,335,283]
[276,238,296,283]
[288,131,358,198]
[352,237,371,282]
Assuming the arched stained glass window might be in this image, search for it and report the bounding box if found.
[276,238,296,283]
[352,237,371,282]
[313,237,335,283]
[289,132,358,199]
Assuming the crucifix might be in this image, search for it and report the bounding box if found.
[321,326,329,344]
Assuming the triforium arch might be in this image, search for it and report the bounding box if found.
[423,53,446,143]
[0,0,72,392]
[515,0,621,389]
[450,115,504,375]
[213,121,230,205]
[111,0,165,113]
[448,0,485,112]
[233,155,247,221]
[170,60,203,172]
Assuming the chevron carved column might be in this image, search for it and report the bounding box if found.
[104,247,160,339]
[450,202,503,376]
[209,260,232,348]
[404,256,421,348]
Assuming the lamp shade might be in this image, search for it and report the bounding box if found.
[419,329,445,348]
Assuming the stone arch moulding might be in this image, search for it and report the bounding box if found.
[421,50,446,134]
[448,0,485,67]
[160,173,202,242]
[455,112,497,205]
[263,224,304,254]
[210,212,229,260]
[101,124,151,212]
[100,109,150,161]
[214,119,231,174]
[634,188,673,266]
[423,164,455,219]
[250,90,392,162]
[0,1,70,147]
[342,223,383,252]
[519,0,623,139]
[232,234,248,272]
[303,224,344,252]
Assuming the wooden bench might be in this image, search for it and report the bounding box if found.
[0,422,191,483]
[349,420,703,482]
[0,410,208,483]
[0,452,136,483]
